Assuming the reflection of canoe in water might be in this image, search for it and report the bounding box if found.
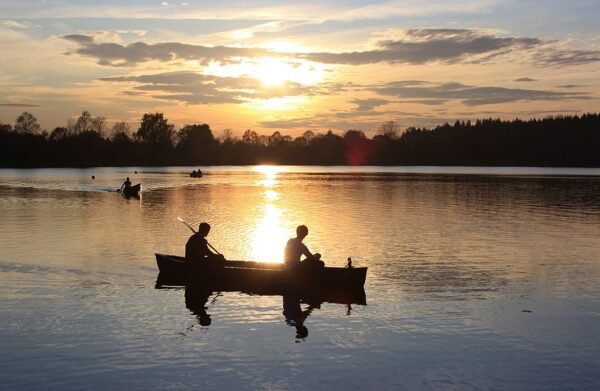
[121,183,141,197]
[155,253,367,303]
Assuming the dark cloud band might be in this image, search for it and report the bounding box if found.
[64,29,600,68]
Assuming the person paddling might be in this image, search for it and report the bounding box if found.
[120,177,131,191]
[185,222,225,266]
[284,225,324,271]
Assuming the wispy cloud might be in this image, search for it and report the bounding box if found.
[64,29,546,67]
[374,80,589,106]
[0,103,42,107]
[514,77,537,82]
[302,29,542,65]
[1,19,29,29]
[99,71,318,104]
[63,34,274,66]
[99,69,591,108]
[534,48,600,66]
[351,98,390,113]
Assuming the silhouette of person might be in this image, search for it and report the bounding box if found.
[185,222,224,265]
[185,286,212,326]
[120,176,131,190]
[284,225,324,271]
[283,295,316,339]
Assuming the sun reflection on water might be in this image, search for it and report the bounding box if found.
[254,165,287,188]
[251,166,288,263]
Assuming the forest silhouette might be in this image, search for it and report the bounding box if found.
[1,111,599,167]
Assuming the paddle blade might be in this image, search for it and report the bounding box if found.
[177,217,196,233]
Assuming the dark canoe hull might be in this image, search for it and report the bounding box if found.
[155,253,367,303]
[122,183,141,197]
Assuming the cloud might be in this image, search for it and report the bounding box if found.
[351,98,390,113]
[534,49,600,66]
[63,29,546,67]
[63,34,273,67]
[258,110,444,132]
[99,70,591,110]
[0,103,42,107]
[556,84,582,89]
[99,71,318,104]
[301,29,542,65]
[514,77,537,82]
[115,29,148,37]
[2,20,28,29]
[374,80,589,106]
[63,34,95,45]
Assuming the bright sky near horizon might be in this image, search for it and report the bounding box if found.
[0,0,598,137]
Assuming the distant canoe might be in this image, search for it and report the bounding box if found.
[190,170,203,178]
[121,183,141,197]
[155,253,367,301]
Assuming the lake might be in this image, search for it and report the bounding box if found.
[1,166,599,390]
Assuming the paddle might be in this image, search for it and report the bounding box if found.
[177,217,224,257]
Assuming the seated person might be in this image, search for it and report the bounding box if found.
[120,177,131,190]
[284,225,324,271]
[185,222,224,265]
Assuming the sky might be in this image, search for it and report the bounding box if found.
[0,0,599,137]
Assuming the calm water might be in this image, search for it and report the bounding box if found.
[1,166,599,390]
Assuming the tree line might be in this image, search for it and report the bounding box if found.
[1,111,599,167]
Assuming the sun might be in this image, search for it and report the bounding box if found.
[249,57,326,87]
[253,57,294,87]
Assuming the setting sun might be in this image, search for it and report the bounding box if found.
[254,57,292,87]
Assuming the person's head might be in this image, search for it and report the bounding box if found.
[296,325,308,339]
[296,225,308,240]
[200,314,212,326]
[198,222,211,237]
[126,177,130,181]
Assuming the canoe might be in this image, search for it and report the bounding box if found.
[122,183,141,197]
[155,253,367,299]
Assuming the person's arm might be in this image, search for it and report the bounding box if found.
[200,240,215,258]
[300,242,313,259]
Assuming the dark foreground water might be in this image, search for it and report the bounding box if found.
[1,166,599,390]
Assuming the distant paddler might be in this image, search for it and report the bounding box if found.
[120,177,132,191]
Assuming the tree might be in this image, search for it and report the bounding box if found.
[14,112,41,134]
[135,113,174,145]
[378,120,401,139]
[268,131,284,147]
[302,130,315,143]
[67,111,106,136]
[219,128,235,144]
[0,122,12,133]
[49,127,68,141]
[110,121,131,140]
[344,130,372,165]
[242,129,259,145]
[90,116,106,136]
[177,123,217,164]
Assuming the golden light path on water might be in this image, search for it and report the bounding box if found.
[251,166,288,263]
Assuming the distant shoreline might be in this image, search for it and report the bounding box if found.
[2,165,600,174]
[3,113,599,168]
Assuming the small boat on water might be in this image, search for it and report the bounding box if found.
[190,170,203,178]
[155,253,367,300]
[121,183,141,197]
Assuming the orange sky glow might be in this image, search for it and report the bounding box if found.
[0,1,599,138]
